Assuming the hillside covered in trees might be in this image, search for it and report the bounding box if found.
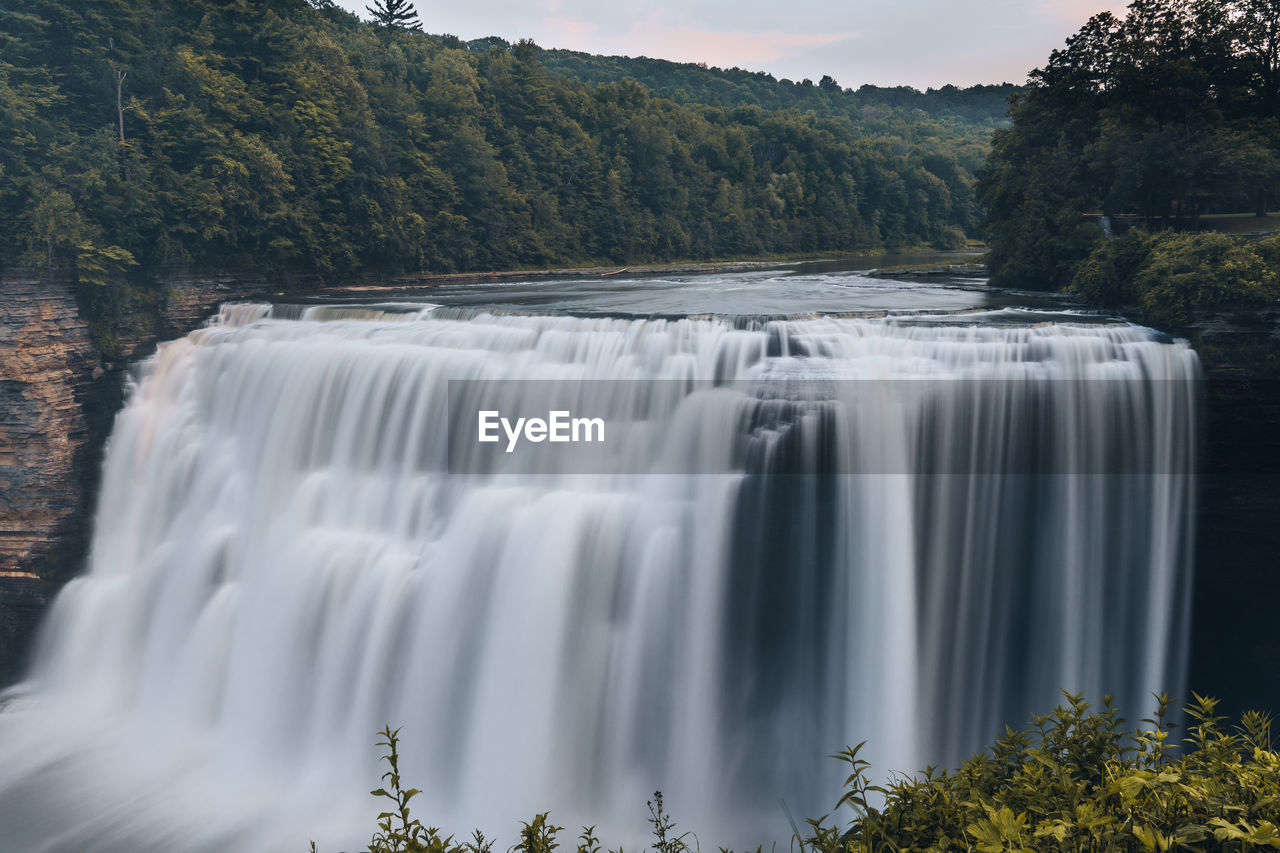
[534,46,1018,127]
[0,0,1008,301]
[980,0,1280,294]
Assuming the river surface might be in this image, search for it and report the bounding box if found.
[316,257,1079,318]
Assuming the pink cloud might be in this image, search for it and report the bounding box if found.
[1038,0,1130,24]
[633,27,853,68]
[542,15,597,44]
[533,14,852,71]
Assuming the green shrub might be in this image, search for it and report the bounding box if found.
[1135,233,1280,326]
[1069,231,1153,308]
[932,225,968,251]
[327,695,1280,853]
[813,693,1280,853]
[1072,231,1280,325]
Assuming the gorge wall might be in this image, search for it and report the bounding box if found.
[0,273,96,683]
[0,269,281,684]
[1182,309,1280,717]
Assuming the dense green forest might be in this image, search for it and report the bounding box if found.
[981,0,1280,297]
[532,48,1014,207]
[0,0,1006,302]
[533,46,1017,127]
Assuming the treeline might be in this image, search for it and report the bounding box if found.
[533,46,1018,127]
[0,0,999,298]
[533,48,1014,203]
[980,0,1280,292]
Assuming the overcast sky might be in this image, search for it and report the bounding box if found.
[334,0,1130,88]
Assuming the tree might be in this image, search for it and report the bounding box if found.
[366,0,422,32]
[0,0,989,291]
[1237,0,1280,109]
[981,0,1280,289]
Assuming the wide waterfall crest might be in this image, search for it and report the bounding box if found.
[0,305,1198,852]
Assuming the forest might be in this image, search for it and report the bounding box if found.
[533,45,1017,127]
[0,0,1007,300]
[980,0,1280,299]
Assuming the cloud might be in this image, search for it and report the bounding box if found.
[540,14,596,45]
[331,0,1133,87]
[570,21,855,69]
[1036,0,1130,24]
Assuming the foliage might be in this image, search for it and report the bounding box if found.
[646,791,694,853]
[366,0,421,32]
[0,0,997,306]
[809,693,1280,853]
[980,0,1280,290]
[535,45,1017,139]
[1071,231,1280,323]
[367,725,453,853]
[312,727,699,853]
[1071,230,1155,308]
[328,696,1280,853]
[1135,233,1280,324]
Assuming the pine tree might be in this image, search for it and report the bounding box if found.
[366,0,422,32]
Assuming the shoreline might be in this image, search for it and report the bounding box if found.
[330,259,780,293]
[325,249,985,294]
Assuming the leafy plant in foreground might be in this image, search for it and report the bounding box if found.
[323,694,1280,853]
[647,791,695,853]
[809,693,1280,852]
[367,725,456,853]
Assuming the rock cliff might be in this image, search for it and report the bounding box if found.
[0,269,277,684]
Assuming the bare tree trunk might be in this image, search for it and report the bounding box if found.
[115,68,127,142]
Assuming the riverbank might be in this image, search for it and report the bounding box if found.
[335,259,784,292]
[329,248,985,294]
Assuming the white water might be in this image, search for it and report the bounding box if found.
[0,303,1198,852]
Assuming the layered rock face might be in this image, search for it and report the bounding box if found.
[158,270,282,339]
[0,275,98,567]
[0,273,98,681]
[0,269,276,684]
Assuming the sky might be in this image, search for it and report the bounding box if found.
[335,0,1132,89]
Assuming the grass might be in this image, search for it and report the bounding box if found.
[1197,213,1280,235]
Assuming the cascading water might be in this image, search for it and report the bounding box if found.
[0,300,1199,852]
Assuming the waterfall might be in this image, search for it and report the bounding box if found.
[0,304,1199,852]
